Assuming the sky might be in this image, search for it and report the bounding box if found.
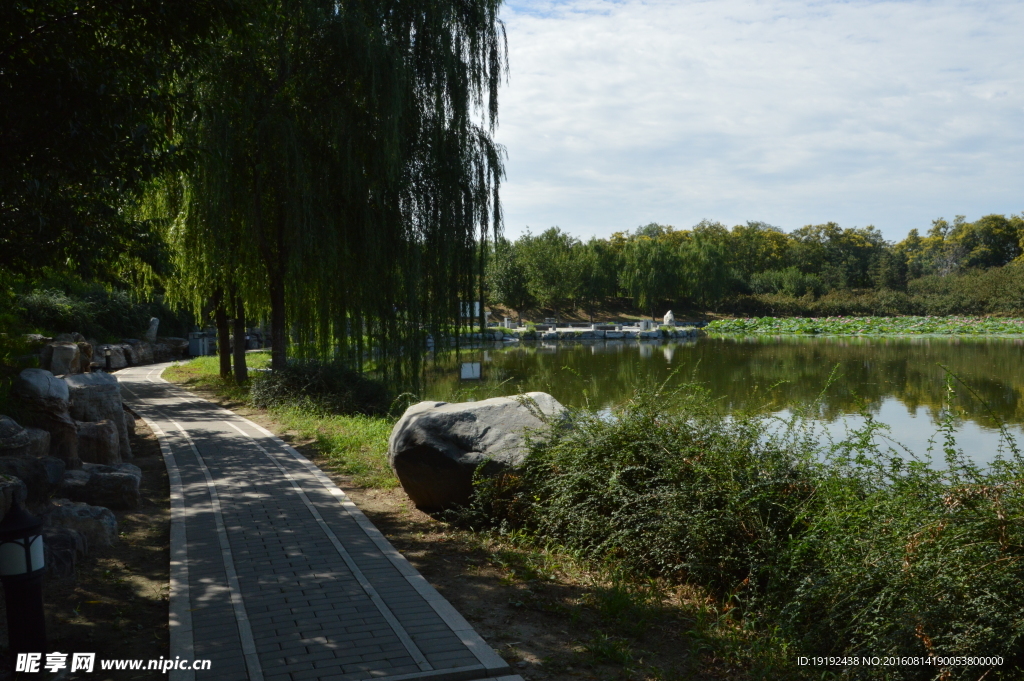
[493,0,1024,243]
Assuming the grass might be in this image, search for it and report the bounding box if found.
[164,353,397,488]
[709,315,1024,336]
[164,352,1024,678]
[454,382,1024,680]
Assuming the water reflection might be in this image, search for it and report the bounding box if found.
[423,336,1024,464]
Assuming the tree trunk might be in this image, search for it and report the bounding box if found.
[232,294,248,384]
[214,296,231,379]
[269,275,287,371]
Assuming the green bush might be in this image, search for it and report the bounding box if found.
[249,360,393,416]
[750,267,825,298]
[456,386,1024,679]
[16,288,153,340]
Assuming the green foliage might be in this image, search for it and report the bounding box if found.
[10,285,193,341]
[456,387,1024,678]
[0,0,239,280]
[161,0,507,382]
[486,239,533,319]
[621,235,678,315]
[16,289,151,340]
[518,228,586,317]
[708,316,1024,336]
[249,361,394,416]
[749,267,825,298]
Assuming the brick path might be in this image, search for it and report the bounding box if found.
[118,364,522,681]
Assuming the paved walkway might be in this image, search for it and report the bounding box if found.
[118,364,522,681]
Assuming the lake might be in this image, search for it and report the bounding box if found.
[422,335,1024,466]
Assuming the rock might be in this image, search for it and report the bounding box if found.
[76,420,121,464]
[0,415,32,455]
[16,367,70,403]
[0,475,28,522]
[152,343,173,362]
[61,462,141,509]
[123,340,153,365]
[143,317,160,343]
[123,407,137,437]
[664,310,675,326]
[77,341,93,371]
[162,337,189,358]
[0,454,55,503]
[25,333,53,345]
[65,372,131,461]
[39,456,66,488]
[55,332,86,343]
[42,526,88,579]
[387,392,566,511]
[95,344,128,370]
[25,428,51,457]
[12,369,80,468]
[46,499,117,547]
[47,341,81,375]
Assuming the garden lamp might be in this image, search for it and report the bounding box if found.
[105,347,111,371]
[0,499,46,663]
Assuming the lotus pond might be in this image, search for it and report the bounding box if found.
[424,334,1024,466]
[707,315,1024,335]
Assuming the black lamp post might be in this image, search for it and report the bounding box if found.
[0,500,46,665]
[104,347,111,371]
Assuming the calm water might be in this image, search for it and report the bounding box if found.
[422,336,1024,465]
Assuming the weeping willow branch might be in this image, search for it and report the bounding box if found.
[154,0,506,387]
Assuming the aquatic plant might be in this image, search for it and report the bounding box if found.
[709,315,1024,336]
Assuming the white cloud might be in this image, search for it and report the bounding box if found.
[494,0,1024,241]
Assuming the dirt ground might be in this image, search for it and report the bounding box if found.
[0,418,171,681]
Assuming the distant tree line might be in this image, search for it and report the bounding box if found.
[487,214,1024,320]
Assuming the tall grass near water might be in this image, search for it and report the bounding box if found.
[456,385,1024,679]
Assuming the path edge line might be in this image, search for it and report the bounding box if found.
[120,378,195,681]
[148,367,511,676]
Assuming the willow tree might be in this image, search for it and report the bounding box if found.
[168,0,505,381]
[621,236,678,321]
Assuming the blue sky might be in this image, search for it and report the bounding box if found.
[493,0,1024,242]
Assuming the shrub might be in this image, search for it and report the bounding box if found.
[456,386,1024,678]
[249,360,393,416]
[15,287,157,340]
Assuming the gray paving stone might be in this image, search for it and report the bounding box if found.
[119,364,512,681]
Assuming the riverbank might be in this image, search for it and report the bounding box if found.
[164,356,792,680]
[164,353,1024,680]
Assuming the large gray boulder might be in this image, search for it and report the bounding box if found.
[2,417,54,459]
[0,455,56,503]
[61,462,142,509]
[387,392,565,511]
[76,420,120,465]
[0,415,32,456]
[13,369,80,469]
[42,526,88,579]
[65,372,131,460]
[46,341,81,375]
[46,499,117,547]
[123,340,153,365]
[94,344,128,370]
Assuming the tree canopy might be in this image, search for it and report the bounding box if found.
[1,0,240,281]
[161,0,506,378]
